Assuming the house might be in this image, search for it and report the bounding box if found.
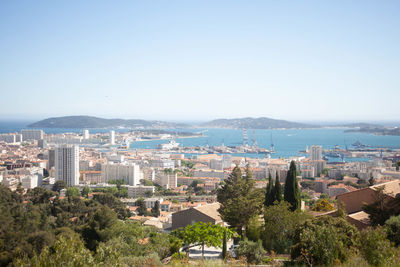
[336,180,400,229]
[171,202,223,230]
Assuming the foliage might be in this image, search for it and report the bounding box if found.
[235,239,266,264]
[172,222,235,258]
[264,172,274,207]
[386,215,400,246]
[284,161,301,211]
[222,229,227,259]
[81,186,91,198]
[274,171,283,202]
[311,198,335,212]
[217,165,263,237]
[358,227,400,266]
[66,187,80,198]
[363,186,398,226]
[151,200,160,217]
[135,198,148,216]
[263,201,310,254]
[291,216,359,266]
[52,180,66,192]
[300,180,316,191]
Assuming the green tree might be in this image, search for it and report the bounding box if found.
[274,170,283,202]
[368,175,375,186]
[386,215,400,246]
[363,186,397,226]
[66,187,80,198]
[359,227,399,266]
[151,201,160,217]
[222,229,227,260]
[263,201,309,253]
[217,165,263,238]
[172,222,235,258]
[284,161,301,211]
[311,199,335,212]
[135,198,148,216]
[81,186,91,198]
[53,180,66,192]
[264,172,275,207]
[14,234,95,267]
[291,216,359,266]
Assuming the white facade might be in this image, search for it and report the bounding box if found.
[0,134,16,143]
[101,163,142,186]
[21,129,44,141]
[55,145,80,186]
[110,130,115,145]
[83,129,89,139]
[310,145,323,161]
[126,185,155,198]
[21,175,38,189]
[154,172,177,189]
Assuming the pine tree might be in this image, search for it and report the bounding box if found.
[274,170,283,202]
[284,161,301,211]
[265,172,275,206]
[151,200,160,217]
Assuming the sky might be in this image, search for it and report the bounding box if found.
[0,0,399,123]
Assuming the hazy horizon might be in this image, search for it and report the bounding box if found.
[1,1,399,121]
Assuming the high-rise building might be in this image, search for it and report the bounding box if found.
[101,163,142,186]
[310,145,323,161]
[110,130,115,145]
[21,129,44,141]
[83,129,89,139]
[48,149,56,169]
[55,145,79,186]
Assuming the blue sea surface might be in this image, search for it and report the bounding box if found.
[1,121,400,160]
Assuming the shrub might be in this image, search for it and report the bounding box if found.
[235,239,266,264]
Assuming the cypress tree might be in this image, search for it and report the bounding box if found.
[265,172,275,206]
[274,170,283,202]
[222,228,227,259]
[284,161,301,211]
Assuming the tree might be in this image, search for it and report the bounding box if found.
[222,229,227,260]
[311,199,335,212]
[151,201,160,217]
[368,175,375,186]
[81,186,91,198]
[172,222,235,258]
[263,201,310,253]
[359,227,399,266]
[274,170,283,202]
[264,172,275,207]
[53,180,66,192]
[363,186,398,226]
[66,187,80,198]
[291,216,359,266]
[136,198,148,216]
[217,165,263,238]
[386,215,400,246]
[284,161,301,211]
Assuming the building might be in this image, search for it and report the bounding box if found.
[38,139,47,148]
[21,129,44,141]
[110,130,115,145]
[55,145,80,186]
[151,159,175,169]
[101,163,142,186]
[83,129,89,139]
[21,175,38,189]
[154,172,177,189]
[126,185,155,198]
[171,203,223,230]
[310,145,322,161]
[48,149,56,169]
[0,134,16,143]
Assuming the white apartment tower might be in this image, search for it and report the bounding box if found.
[101,163,142,186]
[55,145,80,186]
[310,145,323,161]
[21,129,44,141]
[83,129,89,139]
[110,130,115,145]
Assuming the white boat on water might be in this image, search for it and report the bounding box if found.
[157,140,180,150]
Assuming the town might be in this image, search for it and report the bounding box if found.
[1,128,400,265]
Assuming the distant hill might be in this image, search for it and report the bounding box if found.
[328,123,383,128]
[199,117,317,129]
[28,116,188,129]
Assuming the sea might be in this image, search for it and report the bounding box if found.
[2,120,400,162]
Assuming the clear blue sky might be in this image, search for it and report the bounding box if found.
[1,0,399,122]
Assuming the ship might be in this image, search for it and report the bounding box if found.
[157,139,180,150]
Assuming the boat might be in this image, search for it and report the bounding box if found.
[157,139,180,150]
